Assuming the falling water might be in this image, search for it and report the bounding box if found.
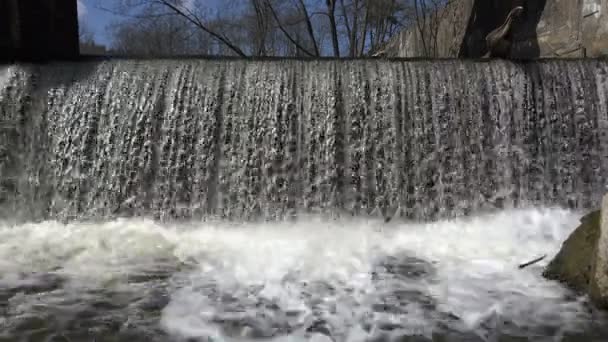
[2,59,608,341]
[1,59,607,221]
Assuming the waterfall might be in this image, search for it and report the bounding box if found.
[1,59,607,222]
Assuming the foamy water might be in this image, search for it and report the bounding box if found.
[0,208,605,341]
[0,65,12,91]
[0,66,13,100]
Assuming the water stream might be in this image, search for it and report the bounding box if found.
[1,59,607,221]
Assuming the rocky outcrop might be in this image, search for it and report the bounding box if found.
[544,195,608,308]
[591,195,608,307]
[483,6,524,58]
[384,0,608,58]
[543,211,601,293]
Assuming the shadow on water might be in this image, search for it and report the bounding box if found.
[458,0,547,59]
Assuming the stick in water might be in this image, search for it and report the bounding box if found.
[518,255,547,269]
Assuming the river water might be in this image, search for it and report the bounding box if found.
[1,208,607,341]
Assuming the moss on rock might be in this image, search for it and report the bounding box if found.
[543,210,601,295]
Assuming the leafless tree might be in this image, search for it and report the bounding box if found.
[98,0,433,58]
[335,0,411,57]
[412,0,453,57]
[110,13,202,56]
[99,0,247,56]
[247,0,277,56]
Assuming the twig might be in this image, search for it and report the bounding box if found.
[518,255,547,269]
[264,0,318,57]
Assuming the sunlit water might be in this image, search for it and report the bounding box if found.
[0,66,14,107]
[1,208,607,341]
[2,60,608,222]
[0,67,11,91]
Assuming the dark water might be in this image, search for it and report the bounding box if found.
[1,60,607,222]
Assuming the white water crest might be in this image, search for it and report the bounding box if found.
[0,208,601,341]
[0,66,13,99]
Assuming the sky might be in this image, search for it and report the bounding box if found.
[78,0,221,47]
[78,0,119,46]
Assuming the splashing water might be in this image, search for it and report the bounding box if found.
[0,66,11,93]
[1,208,606,341]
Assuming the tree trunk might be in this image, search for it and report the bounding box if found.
[326,0,340,57]
[298,0,320,56]
[359,3,370,56]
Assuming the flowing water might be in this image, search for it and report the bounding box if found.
[1,59,608,341]
[2,209,608,342]
[1,60,607,221]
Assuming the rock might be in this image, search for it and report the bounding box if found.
[543,210,600,291]
[543,195,608,308]
[382,0,608,58]
[591,195,608,307]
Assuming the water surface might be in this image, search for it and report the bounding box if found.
[1,208,606,341]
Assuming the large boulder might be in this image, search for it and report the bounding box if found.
[543,195,608,308]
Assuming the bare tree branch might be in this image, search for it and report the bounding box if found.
[155,0,247,57]
[264,0,318,57]
[99,0,247,56]
[99,0,415,58]
[326,0,341,57]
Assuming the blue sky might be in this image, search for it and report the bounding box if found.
[78,0,223,47]
[78,0,120,46]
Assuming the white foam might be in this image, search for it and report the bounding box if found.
[0,66,14,99]
[0,208,594,340]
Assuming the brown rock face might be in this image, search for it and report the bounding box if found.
[590,195,608,307]
[384,0,608,58]
[544,195,608,309]
[543,211,601,292]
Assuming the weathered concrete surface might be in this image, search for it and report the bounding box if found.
[581,0,608,57]
[544,195,608,309]
[521,0,608,58]
[381,0,475,58]
[385,0,608,58]
[0,0,79,61]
